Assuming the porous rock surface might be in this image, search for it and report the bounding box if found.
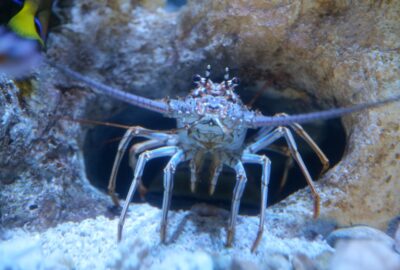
[176,0,400,230]
[1,0,400,268]
[0,72,107,229]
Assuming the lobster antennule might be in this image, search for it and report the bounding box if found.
[48,60,170,114]
[252,94,400,127]
[224,67,229,88]
[205,64,212,85]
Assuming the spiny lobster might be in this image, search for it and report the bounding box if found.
[50,62,400,252]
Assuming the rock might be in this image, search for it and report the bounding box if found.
[0,238,74,270]
[0,73,108,230]
[162,251,214,270]
[1,0,399,233]
[1,0,194,232]
[395,224,400,254]
[301,218,338,241]
[387,215,400,238]
[0,2,399,270]
[329,240,400,270]
[262,253,291,270]
[314,251,334,270]
[292,253,318,270]
[326,225,395,248]
[226,257,261,270]
[176,0,400,230]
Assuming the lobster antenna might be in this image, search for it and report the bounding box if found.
[224,67,229,88]
[252,95,400,127]
[47,60,169,114]
[60,117,132,129]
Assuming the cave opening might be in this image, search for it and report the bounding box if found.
[83,85,346,216]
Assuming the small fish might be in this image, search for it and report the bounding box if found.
[7,0,45,47]
[0,0,52,77]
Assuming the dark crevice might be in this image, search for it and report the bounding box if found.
[83,89,346,216]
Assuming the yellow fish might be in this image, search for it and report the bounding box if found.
[7,0,44,47]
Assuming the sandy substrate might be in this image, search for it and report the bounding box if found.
[0,203,333,269]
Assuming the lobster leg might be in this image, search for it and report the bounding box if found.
[275,113,330,176]
[226,160,248,247]
[281,127,321,218]
[129,139,175,199]
[249,126,275,142]
[242,153,271,252]
[108,127,137,206]
[264,145,293,191]
[209,156,223,196]
[189,150,205,193]
[160,150,186,243]
[108,126,176,207]
[245,127,321,218]
[247,139,293,192]
[279,150,294,191]
[245,127,286,154]
[118,146,180,241]
[128,139,168,169]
